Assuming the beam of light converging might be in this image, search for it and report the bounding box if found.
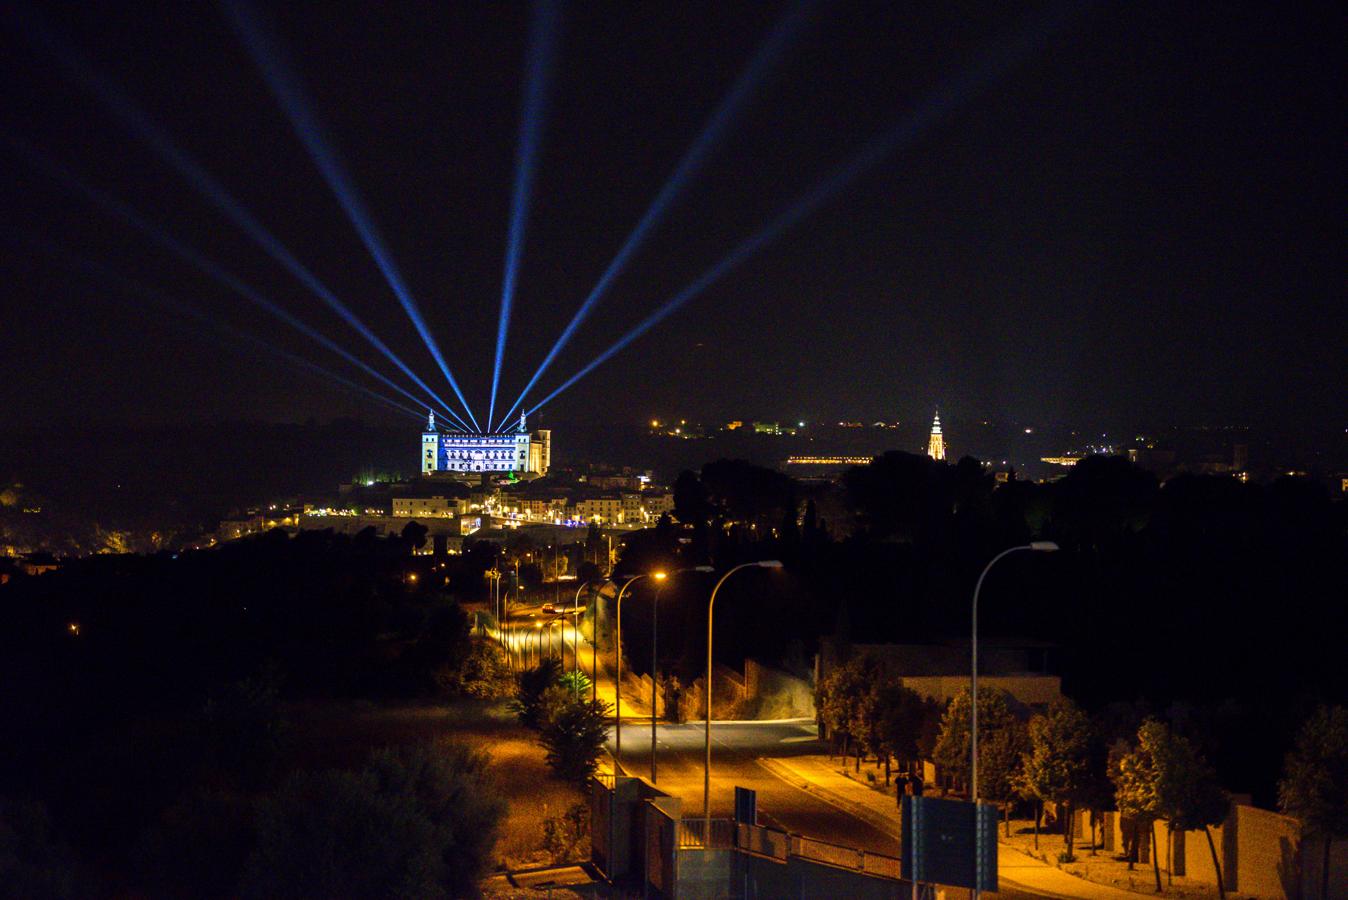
[494,0,812,432]
[525,5,1082,418]
[5,136,466,429]
[220,0,480,431]
[487,0,561,431]
[9,4,470,428]
[23,237,427,423]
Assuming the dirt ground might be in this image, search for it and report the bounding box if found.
[280,698,591,871]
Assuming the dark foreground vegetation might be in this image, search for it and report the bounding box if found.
[615,454,1347,806]
[0,526,522,897]
[1,451,1344,895]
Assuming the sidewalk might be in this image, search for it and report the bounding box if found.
[762,755,1149,900]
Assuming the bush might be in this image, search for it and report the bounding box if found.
[200,665,289,788]
[135,788,255,899]
[513,658,564,730]
[367,742,505,898]
[541,802,590,862]
[444,639,514,701]
[243,741,505,900]
[243,769,441,899]
[0,798,80,899]
[538,688,611,786]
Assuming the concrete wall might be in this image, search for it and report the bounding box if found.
[1231,804,1302,899]
[678,659,815,722]
[900,674,1061,708]
[1088,805,1347,900]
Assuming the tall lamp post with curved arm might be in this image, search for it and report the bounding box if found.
[614,573,660,773]
[704,560,783,831]
[970,541,1057,900]
[570,578,610,701]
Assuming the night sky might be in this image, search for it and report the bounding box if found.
[1,1,1341,435]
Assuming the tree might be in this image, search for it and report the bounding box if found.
[817,659,869,769]
[537,687,612,786]
[933,688,1026,823]
[513,658,564,730]
[244,742,505,900]
[400,520,429,552]
[449,639,514,701]
[1279,705,1348,900]
[1019,698,1092,857]
[1109,719,1166,892]
[243,768,443,899]
[1159,732,1230,900]
[873,678,930,785]
[0,798,80,899]
[367,742,506,899]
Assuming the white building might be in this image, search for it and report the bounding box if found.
[421,412,551,476]
[392,496,466,518]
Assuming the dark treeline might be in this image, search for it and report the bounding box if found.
[614,453,1348,804]
[0,525,514,897]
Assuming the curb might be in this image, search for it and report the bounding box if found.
[755,756,903,841]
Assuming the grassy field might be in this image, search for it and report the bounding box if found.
[280,698,587,869]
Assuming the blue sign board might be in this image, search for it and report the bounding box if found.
[900,795,998,891]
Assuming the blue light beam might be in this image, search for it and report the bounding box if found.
[525,6,1079,417]
[10,5,468,428]
[221,0,480,430]
[488,0,561,430]
[496,0,812,432]
[6,137,469,430]
[30,239,428,423]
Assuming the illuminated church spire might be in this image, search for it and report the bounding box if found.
[927,410,946,461]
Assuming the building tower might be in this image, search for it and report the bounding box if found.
[927,411,946,461]
[422,411,440,474]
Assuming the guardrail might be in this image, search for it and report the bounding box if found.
[676,818,736,850]
[733,823,902,881]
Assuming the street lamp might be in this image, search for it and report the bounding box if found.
[568,576,606,689]
[970,541,1057,900]
[704,560,783,831]
[649,572,667,783]
[614,573,656,773]
[613,566,712,775]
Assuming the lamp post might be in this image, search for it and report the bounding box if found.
[571,580,595,689]
[613,573,656,773]
[970,542,1056,900]
[650,574,666,783]
[704,560,783,832]
[614,567,711,776]
[590,580,614,704]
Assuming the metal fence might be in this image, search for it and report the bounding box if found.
[676,817,736,850]
[732,823,903,882]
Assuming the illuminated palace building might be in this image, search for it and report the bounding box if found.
[421,412,551,477]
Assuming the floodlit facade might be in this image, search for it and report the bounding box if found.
[927,411,946,461]
[420,412,550,476]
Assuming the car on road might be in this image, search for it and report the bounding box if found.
[541,602,559,614]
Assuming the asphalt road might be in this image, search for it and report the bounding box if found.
[610,718,903,857]
[606,719,1055,900]
[494,625,1055,898]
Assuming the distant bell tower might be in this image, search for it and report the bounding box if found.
[927,411,946,461]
